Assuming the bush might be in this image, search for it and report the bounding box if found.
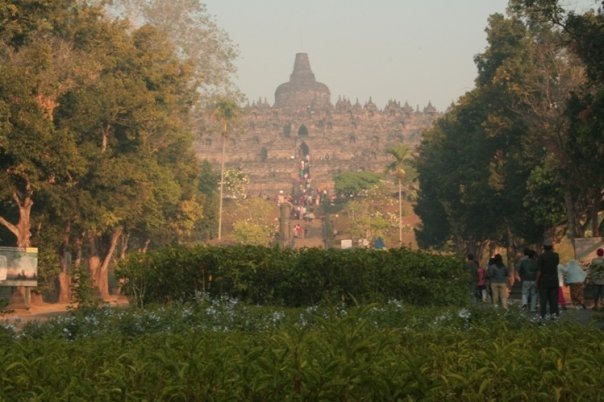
[1,303,602,401]
[116,245,465,307]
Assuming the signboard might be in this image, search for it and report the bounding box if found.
[0,247,38,287]
[341,239,353,249]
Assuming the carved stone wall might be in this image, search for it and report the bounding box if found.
[196,54,441,197]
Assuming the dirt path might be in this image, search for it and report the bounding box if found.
[1,296,129,329]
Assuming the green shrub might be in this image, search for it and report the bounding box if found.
[116,245,466,307]
[1,303,602,401]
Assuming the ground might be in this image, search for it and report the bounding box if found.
[2,292,602,330]
[1,295,129,329]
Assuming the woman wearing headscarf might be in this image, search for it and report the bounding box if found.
[563,260,587,309]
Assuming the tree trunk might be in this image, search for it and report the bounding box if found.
[98,226,123,298]
[0,192,34,308]
[590,192,600,237]
[398,178,402,246]
[58,272,71,302]
[218,126,227,240]
[88,232,102,297]
[119,232,130,259]
[57,224,72,303]
[0,192,33,248]
[563,189,577,256]
[506,223,519,288]
[140,239,151,254]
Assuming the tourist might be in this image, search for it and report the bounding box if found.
[487,254,509,309]
[563,260,587,309]
[557,263,568,311]
[518,249,538,312]
[587,248,604,310]
[536,239,560,319]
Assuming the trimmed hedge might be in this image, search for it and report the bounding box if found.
[116,246,466,307]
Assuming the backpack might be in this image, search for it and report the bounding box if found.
[520,258,537,281]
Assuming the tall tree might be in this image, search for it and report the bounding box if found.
[109,0,238,97]
[563,4,604,236]
[385,144,413,246]
[209,98,239,241]
[56,23,202,296]
[1,0,238,300]
[0,2,93,247]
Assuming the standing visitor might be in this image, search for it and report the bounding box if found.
[557,263,568,311]
[536,239,560,319]
[563,260,587,309]
[587,248,604,310]
[475,262,487,302]
[487,254,509,309]
[518,249,538,312]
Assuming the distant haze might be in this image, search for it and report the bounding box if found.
[204,0,598,111]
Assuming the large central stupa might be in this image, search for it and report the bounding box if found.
[197,52,441,198]
[274,53,331,110]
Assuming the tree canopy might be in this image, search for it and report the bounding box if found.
[0,0,237,296]
[414,0,603,257]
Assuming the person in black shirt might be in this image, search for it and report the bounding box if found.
[536,239,560,319]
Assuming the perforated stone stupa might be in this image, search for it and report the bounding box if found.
[197,53,441,196]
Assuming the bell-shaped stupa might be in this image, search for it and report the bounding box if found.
[274,53,331,111]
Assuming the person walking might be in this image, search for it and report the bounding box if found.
[536,239,560,320]
[487,254,509,309]
[563,260,587,309]
[518,249,538,312]
[587,248,604,310]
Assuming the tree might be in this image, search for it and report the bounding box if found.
[1,0,237,301]
[210,98,240,241]
[334,171,383,199]
[385,144,414,246]
[339,180,397,243]
[0,3,92,248]
[53,15,202,296]
[109,0,238,97]
[415,4,588,259]
[197,160,219,240]
[231,197,276,245]
[563,5,604,236]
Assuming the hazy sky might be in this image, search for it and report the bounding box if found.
[203,0,597,111]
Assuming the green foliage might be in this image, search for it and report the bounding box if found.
[344,198,394,240]
[223,168,248,200]
[230,196,277,245]
[70,264,102,310]
[116,245,466,307]
[524,164,566,227]
[111,0,238,95]
[334,170,383,199]
[414,2,596,252]
[232,221,272,245]
[0,0,238,296]
[0,302,602,400]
